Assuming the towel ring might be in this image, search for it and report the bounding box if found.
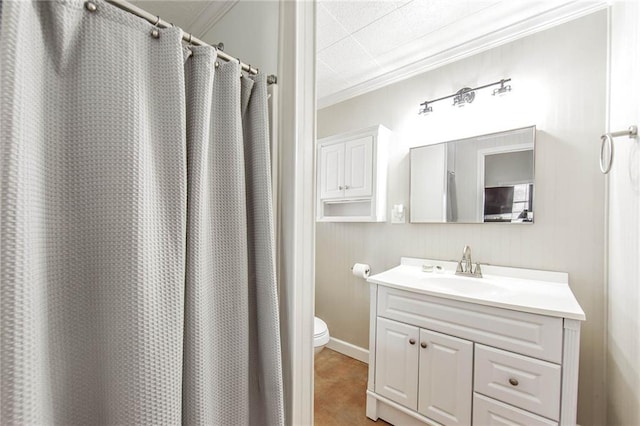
[600,133,614,174]
[600,125,638,174]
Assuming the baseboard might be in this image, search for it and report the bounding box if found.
[326,337,369,364]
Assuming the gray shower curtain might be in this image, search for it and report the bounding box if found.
[0,1,284,425]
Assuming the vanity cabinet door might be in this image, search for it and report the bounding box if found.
[417,329,473,426]
[375,317,419,410]
[319,142,345,200]
[344,136,373,198]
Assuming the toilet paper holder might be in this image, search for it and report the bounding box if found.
[350,264,370,271]
[351,263,371,279]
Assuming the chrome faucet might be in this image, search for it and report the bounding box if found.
[455,245,483,278]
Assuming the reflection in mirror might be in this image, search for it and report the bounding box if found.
[410,126,535,224]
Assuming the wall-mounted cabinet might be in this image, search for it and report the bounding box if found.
[316,125,390,222]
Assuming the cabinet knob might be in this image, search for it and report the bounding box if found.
[338,185,344,190]
[508,378,519,386]
[409,338,416,345]
[344,185,350,189]
[420,342,427,349]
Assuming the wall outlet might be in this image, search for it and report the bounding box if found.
[392,204,406,224]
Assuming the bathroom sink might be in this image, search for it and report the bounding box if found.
[418,274,505,297]
[367,257,585,320]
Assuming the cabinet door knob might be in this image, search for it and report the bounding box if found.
[409,338,416,345]
[344,185,350,189]
[420,342,427,348]
[338,185,344,190]
[509,378,519,386]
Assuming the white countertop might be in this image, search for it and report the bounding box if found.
[367,257,585,321]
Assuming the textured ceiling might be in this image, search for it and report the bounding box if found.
[316,0,606,107]
[316,0,499,102]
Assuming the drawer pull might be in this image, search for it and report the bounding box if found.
[409,338,416,345]
[421,342,427,348]
[509,378,519,386]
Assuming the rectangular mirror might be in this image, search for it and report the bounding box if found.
[410,126,535,224]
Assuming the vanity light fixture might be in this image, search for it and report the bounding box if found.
[453,87,475,107]
[492,79,512,96]
[419,78,512,114]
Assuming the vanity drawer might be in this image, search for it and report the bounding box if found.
[377,286,563,362]
[473,393,558,426]
[474,344,561,420]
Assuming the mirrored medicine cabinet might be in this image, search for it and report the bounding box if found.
[410,126,535,224]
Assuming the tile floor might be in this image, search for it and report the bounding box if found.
[314,348,391,425]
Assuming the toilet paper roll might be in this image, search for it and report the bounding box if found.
[352,263,371,279]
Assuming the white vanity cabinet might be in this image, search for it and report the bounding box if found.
[316,125,390,222]
[374,318,472,425]
[374,317,420,409]
[418,329,473,425]
[366,258,585,426]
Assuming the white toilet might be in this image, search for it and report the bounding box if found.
[314,317,330,355]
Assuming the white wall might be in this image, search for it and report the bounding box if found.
[607,2,640,425]
[203,1,280,76]
[316,12,607,425]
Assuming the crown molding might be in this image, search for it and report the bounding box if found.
[317,1,608,110]
[187,0,239,39]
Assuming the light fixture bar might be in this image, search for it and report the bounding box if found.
[419,78,511,114]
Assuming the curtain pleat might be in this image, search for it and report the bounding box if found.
[0,1,187,424]
[182,44,217,425]
[1,1,284,425]
[243,73,285,426]
[183,56,251,425]
[182,51,284,425]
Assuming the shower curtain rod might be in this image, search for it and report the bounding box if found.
[104,0,277,85]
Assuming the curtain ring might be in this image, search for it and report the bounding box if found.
[600,133,614,174]
[150,15,161,39]
[187,33,193,46]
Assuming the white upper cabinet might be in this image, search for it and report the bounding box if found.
[319,142,345,199]
[344,136,373,198]
[316,125,390,222]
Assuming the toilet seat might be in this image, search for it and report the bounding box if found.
[314,317,330,347]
